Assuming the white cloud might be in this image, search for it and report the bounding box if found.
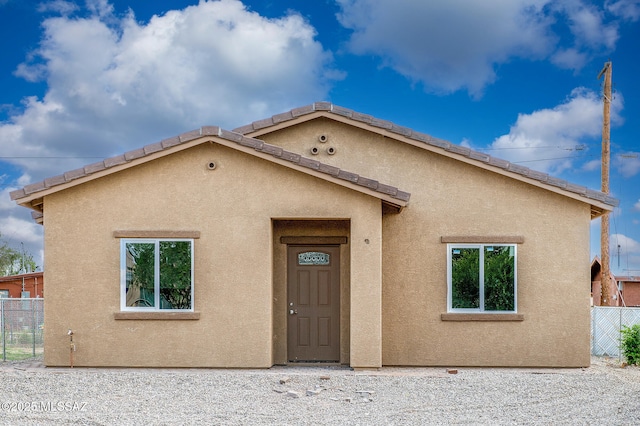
[607,0,640,21]
[634,199,640,212]
[615,152,640,178]
[335,0,625,95]
[337,0,554,96]
[37,1,79,15]
[582,159,601,172]
[2,0,338,182]
[489,87,623,174]
[609,234,640,275]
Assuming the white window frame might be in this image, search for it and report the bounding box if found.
[447,243,517,313]
[120,238,194,312]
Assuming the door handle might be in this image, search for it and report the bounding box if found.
[289,309,297,315]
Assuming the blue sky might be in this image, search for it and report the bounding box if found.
[1,0,639,276]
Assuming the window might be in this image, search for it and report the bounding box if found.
[447,244,516,313]
[121,239,194,311]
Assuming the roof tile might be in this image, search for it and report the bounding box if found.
[252,118,274,131]
[64,168,87,181]
[259,143,283,157]
[391,124,412,138]
[314,101,332,111]
[104,155,127,168]
[178,130,201,143]
[524,169,549,182]
[231,124,254,134]
[280,151,301,163]
[44,174,67,188]
[272,111,294,124]
[488,157,510,170]
[445,144,471,156]
[201,126,220,136]
[84,161,107,174]
[468,151,490,162]
[9,189,25,200]
[565,183,587,196]
[23,181,46,195]
[298,157,321,170]
[376,183,398,196]
[370,117,393,130]
[507,163,529,175]
[395,190,411,202]
[143,142,164,155]
[547,176,567,189]
[331,105,353,118]
[351,112,373,125]
[291,105,314,117]
[355,176,379,190]
[218,129,243,142]
[238,137,264,150]
[124,148,146,161]
[318,163,340,176]
[426,138,450,149]
[337,170,358,183]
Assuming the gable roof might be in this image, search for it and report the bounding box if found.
[11,102,617,222]
[10,126,411,224]
[234,102,618,219]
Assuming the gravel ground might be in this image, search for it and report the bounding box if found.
[1,357,639,425]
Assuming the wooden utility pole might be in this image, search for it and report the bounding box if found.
[598,61,612,306]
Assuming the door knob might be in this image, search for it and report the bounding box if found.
[289,309,297,315]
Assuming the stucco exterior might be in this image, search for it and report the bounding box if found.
[11,103,616,368]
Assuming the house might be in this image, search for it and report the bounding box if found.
[590,257,621,306]
[10,102,617,368]
[616,276,640,307]
[0,271,44,299]
[590,257,640,307]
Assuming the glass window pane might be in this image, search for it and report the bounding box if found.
[159,241,192,309]
[451,247,480,309]
[125,242,156,307]
[484,246,515,311]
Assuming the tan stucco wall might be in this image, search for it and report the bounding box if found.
[43,142,383,367]
[256,117,593,367]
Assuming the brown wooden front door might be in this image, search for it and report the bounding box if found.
[287,245,340,362]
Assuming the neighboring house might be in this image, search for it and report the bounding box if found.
[10,102,617,368]
[0,272,44,299]
[591,257,620,306]
[616,276,640,307]
[590,257,640,307]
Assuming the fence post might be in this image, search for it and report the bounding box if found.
[1,300,5,362]
[32,299,36,357]
[592,307,596,355]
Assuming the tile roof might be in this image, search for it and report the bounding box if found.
[10,102,618,215]
[233,102,618,209]
[10,125,410,205]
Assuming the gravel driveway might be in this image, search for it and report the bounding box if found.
[1,357,639,425]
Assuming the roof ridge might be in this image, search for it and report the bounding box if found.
[10,125,410,204]
[232,102,618,208]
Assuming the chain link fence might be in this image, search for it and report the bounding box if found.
[591,306,640,359]
[0,298,44,361]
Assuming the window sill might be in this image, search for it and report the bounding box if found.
[441,313,524,322]
[114,312,200,320]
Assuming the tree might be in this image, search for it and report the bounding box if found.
[127,241,192,309]
[0,233,39,276]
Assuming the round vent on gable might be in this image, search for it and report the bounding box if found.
[207,162,216,170]
[311,147,319,155]
[318,135,328,143]
[327,147,336,155]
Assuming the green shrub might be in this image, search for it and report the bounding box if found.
[620,324,640,365]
